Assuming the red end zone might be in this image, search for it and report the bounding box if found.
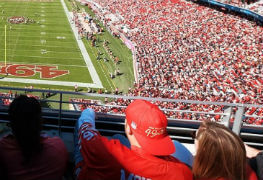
[0,64,69,79]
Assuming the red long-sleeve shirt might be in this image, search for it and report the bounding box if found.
[77,122,193,180]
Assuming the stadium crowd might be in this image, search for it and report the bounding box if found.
[217,0,263,15]
[91,0,263,103]
[0,91,39,106]
[74,0,263,124]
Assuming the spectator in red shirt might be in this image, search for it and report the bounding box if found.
[192,121,257,180]
[0,95,68,180]
[74,99,193,180]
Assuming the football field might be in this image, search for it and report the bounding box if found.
[0,0,134,92]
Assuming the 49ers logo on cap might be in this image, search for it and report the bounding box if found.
[145,127,165,138]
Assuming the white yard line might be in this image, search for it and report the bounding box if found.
[0,78,102,88]
[0,43,82,49]
[2,61,87,68]
[60,0,103,88]
[31,44,79,48]
[11,55,82,60]
[6,39,81,44]
[1,35,70,38]
[0,48,80,53]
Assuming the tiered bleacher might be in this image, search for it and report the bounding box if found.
[71,0,263,124]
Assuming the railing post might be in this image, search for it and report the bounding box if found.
[58,92,63,136]
[232,106,245,135]
[221,106,232,128]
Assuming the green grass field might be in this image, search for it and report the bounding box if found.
[0,0,134,93]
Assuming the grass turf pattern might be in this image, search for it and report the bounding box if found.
[0,0,134,93]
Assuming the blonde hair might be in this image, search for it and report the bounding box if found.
[193,121,246,180]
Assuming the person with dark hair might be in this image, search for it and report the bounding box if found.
[74,99,192,180]
[0,95,68,180]
[192,121,257,180]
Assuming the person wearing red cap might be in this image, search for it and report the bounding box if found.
[74,99,193,180]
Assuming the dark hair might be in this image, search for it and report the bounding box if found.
[192,121,246,180]
[8,95,43,162]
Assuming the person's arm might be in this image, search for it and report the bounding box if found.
[245,144,262,158]
[74,108,97,178]
[74,108,122,179]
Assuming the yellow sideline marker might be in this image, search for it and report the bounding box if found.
[5,25,7,67]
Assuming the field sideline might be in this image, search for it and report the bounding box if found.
[0,0,134,93]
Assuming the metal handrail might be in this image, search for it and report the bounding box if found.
[1,86,263,108]
[0,86,263,136]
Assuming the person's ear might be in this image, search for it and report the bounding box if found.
[125,119,133,135]
[127,124,133,135]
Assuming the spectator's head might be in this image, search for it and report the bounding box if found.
[192,121,246,180]
[8,95,43,162]
[125,99,175,156]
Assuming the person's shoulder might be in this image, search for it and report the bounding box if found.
[0,135,15,147]
[43,135,63,143]
[41,136,68,162]
[168,158,191,170]
[138,153,191,172]
[44,136,64,142]
[42,136,67,152]
[163,155,188,165]
[165,156,193,179]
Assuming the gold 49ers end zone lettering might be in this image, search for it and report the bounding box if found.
[77,122,193,180]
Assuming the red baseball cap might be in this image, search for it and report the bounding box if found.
[125,99,175,156]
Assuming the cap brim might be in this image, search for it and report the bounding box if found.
[133,131,175,156]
